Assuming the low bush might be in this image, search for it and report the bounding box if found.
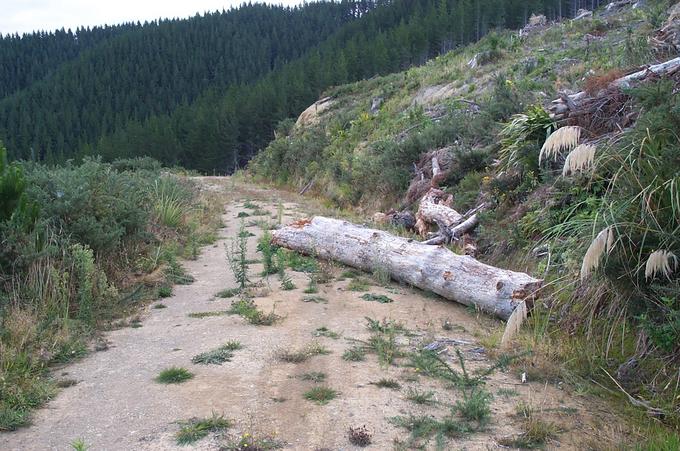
[0,157,221,430]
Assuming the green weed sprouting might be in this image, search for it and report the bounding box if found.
[192,341,243,365]
[279,273,295,290]
[228,298,280,326]
[175,413,230,445]
[303,386,338,405]
[257,230,278,276]
[303,275,318,294]
[226,220,250,290]
[342,346,366,362]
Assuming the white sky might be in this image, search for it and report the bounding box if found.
[1,0,306,35]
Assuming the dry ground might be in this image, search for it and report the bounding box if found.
[2,177,622,450]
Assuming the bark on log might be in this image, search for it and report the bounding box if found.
[549,57,680,120]
[272,217,542,320]
[415,188,461,236]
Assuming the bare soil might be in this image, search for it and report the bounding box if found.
[2,178,620,450]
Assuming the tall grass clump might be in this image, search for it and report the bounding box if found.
[574,81,680,342]
[517,80,680,422]
[151,177,190,228]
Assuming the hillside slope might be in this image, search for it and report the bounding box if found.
[251,0,680,439]
[1,0,608,171]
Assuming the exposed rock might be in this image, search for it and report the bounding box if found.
[370,97,383,115]
[373,210,416,231]
[605,0,635,12]
[390,210,416,230]
[295,96,335,128]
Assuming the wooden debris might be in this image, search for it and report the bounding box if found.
[272,216,542,320]
[549,57,680,121]
[415,188,461,237]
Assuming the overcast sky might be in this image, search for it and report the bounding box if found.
[1,0,306,35]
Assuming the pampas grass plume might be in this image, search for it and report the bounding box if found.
[563,144,596,176]
[540,126,581,163]
[645,250,678,280]
[581,227,614,280]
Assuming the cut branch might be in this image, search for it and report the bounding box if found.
[415,188,461,236]
[272,217,542,320]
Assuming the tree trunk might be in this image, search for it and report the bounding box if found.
[272,217,542,320]
[415,188,462,236]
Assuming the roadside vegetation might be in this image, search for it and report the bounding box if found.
[0,153,222,430]
[251,1,680,444]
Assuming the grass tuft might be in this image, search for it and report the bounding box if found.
[360,293,393,303]
[155,367,194,384]
[300,372,326,382]
[303,386,338,405]
[454,388,492,426]
[216,287,241,298]
[347,278,371,292]
[228,299,280,326]
[405,388,436,405]
[187,310,227,318]
[192,341,243,365]
[175,413,230,445]
[302,295,327,304]
[312,326,339,339]
[370,378,401,390]
[276,342,330,363]
[342,346,366,362]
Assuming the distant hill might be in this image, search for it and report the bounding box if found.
[0,0,606,171]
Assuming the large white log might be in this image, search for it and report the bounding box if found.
[272,217,542,320]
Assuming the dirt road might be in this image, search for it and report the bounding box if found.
[2,178,610,450]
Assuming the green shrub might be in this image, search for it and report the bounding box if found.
[23,158,151,254]
[498,105,554,175]
[0,143,35,224]
[158,285,173,298]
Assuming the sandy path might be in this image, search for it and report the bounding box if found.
[2,178,604,450]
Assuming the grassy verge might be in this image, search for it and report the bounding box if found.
[0,156,224,431]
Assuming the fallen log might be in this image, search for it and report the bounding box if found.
[272,217,542,320]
